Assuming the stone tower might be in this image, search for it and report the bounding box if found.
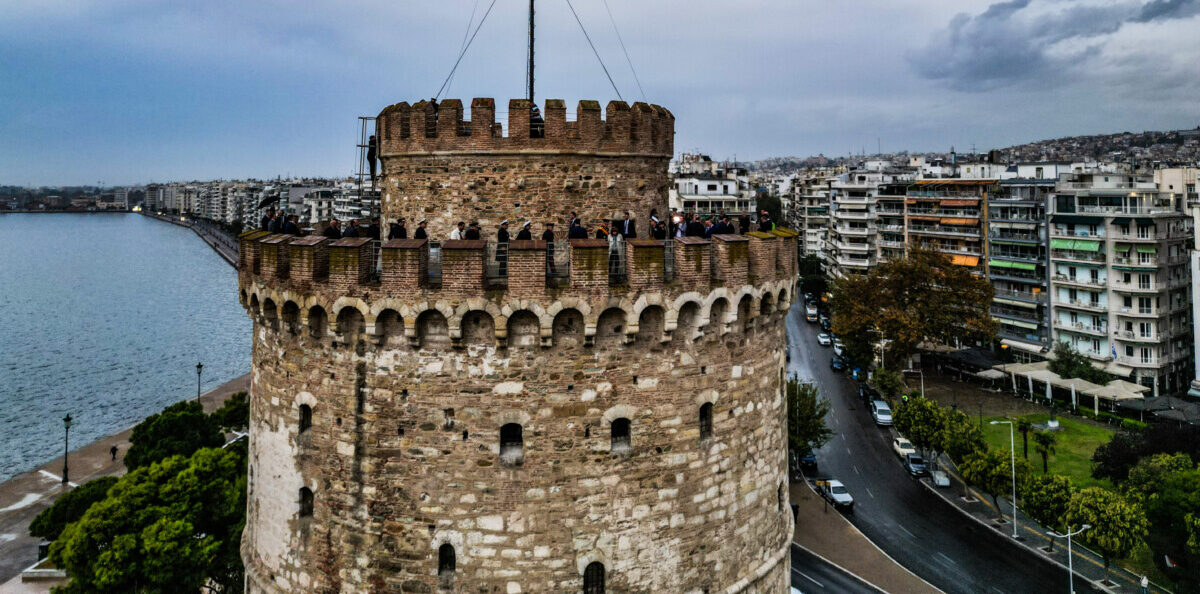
[238,98,798,593]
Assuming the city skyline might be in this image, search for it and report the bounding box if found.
[2,0,1198,186]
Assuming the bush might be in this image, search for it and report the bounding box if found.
[28,477,118,541]
[124,401,224,470]
[1120,418,1148,432]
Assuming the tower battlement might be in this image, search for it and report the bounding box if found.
[377,98,675,156]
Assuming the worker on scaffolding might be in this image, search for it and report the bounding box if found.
[366,135,378,184]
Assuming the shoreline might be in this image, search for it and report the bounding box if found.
[139,212,238,267]
[0,373,251,586]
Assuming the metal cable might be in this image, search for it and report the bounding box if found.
[435,0,499,102]
[446,0,482,97]
[564,0,623,102]
[601,0,645,102]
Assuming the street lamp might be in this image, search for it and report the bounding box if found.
[1047,524,1090,594]
[61,414,73,485]
[990,420,1019,538]
[196,362,204,402]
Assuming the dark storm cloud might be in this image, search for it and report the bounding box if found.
[909,0,1199,90]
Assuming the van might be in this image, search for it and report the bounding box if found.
[805,305,819,322]
[871,400,893,426]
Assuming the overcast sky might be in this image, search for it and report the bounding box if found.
[1,0,1197,186]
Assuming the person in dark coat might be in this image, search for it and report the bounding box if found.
[260,208,275,231]
[464,221,481,240]
[757,211,774,232]
[541,222,555,242]
[322,219,343,239]
[686,215,706,237]
[367,218,381,240]
[366,135,378,183]
[389,218,408,239]
[569,211,581,228]
[652,220,667,240]
[568,220,588,239]
[497,220,510,242]
[515,221,533,241]
[739,214,751,234]
[282,215,301,235]
[619,212,636,238]
[413,219,428,239]
[267,213,281,233]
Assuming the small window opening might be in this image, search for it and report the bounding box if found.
[611,418,631,455]
[438,543,456,589]
[298,487,314,517]
[584,562,606,594]
[699,403,713,442]
[500,423,524,465]
[299,404,313,433]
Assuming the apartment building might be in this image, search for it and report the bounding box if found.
[988,176,1052,358]
[669,154,757,216]
[876,183,908,264]
[1050,172,1193,396]
[786,172,836,260]
[905,180,993,275]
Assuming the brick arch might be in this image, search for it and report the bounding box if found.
[584,298,635,335]
[693,389,719,407]
[330,297,370,334]
[505,310,542,348]
[414,307,451,348]
[600,404,638,427]
[500,299,550,333]
[551,308,586,348]
[457,310,497,345]
[634,304,666,345]
[667,292,706,331]
[544,297,593,322]
[248,293,261,314]
[594,307,629,347]
[281,301,302,335]
[575,550,613,583]
[369,298,410,335]
[450,299,504,341]
[631,293,667,319]
[261,298,279,328]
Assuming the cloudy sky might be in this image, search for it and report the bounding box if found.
[1,0,1197,186]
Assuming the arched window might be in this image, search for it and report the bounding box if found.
[611,418,631,455]
[308,306,328,339]
[584,561,606,594]
[298,487,313,517]
[438,543,456,588]
[500,423,524,465]
[299,404,312,433]
[699,403,713,442]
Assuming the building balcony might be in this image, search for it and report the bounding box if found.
[833,226,872,236]
[877,208,905,215]
[1115,330,1160,343]
[832,240,873,253]
[994,288,1047,303]
[1050,229,1106,240]
[1055,299,1107,312]
[908,226,980,238]
[878,224,905,232]
[1110,282,1160,294]
[1114,355,1160,368]
[1080,349,1114,362]
[1116,307,1157,318]
[1054,320,1108,336]
[835,256,874,269]
[1052,275,1106,289]
[998,328,1049,344]
[833,210,874,220]
[908,208,980,217]
[989,232,1042,243]
[879,239,905,248]
[1050,250,1105,263]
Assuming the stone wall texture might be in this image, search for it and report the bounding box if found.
[240,98,796,593]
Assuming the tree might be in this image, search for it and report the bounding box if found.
[1124,452,1194,501]
[1142,468,1200,589]
[786,380,833,457]
[872,368,905,399]
[1022,474,1074,552]
[893,397,944,459]
[757,193,783,227]
[1065,487,1149,584]
[124,401,224,470]
[797,255,828,298]
[1048,342,1110,385]
[1091,430,1143,483]
[960,448,1030,520]
[1017,419,1032,459]
[1032,431,1058,474]
[830,247,995,371]
[28,477,118,542]
[211,391,249,433]
[940,409,987,462]
[50,446,247,594]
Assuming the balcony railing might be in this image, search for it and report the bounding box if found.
[1056,299,1107,312]
[994,288,1047,303]
[1050,229,1106,239]
[1050,250,1105,263]
[991,305,1041,321]
[1111,281,1158,293]
[908,208,979,217]
[1054,320,1107,335]
[1052,274,1106,288]
[908,226,979,237]
[1116,330,1159,342]
[1077,205,1177,214]
[989,232,1041,242]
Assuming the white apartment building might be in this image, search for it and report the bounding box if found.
[825,167,915,277]
[669,154,757,216]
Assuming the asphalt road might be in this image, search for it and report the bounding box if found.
[789,544,880,593]
[786,305,1100,594]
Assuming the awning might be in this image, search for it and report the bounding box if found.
[1050,239,1074,249]
[941,199,977,207]
[1136,245,1157,254]
[1072,240,1101,252]
[1111,217,1131,226]
[950,255,979,267]
[941,218,976,225]
[989,259,1036,271]
[1000,319,1040,330]
[1114,244,1131,252]
[1135,219,1156,227]
[995,297,1036,308]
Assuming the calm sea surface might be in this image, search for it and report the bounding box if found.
[0,214,249,482]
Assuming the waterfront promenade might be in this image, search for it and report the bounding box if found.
[140,211,238,266]
[0,373,250,589]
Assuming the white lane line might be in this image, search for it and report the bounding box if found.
[792,568,824,588]
[845,447,852,456]
[840,433,847,442]
[0,493,43,513]
[896,525,916,539]
[936,552,957,566]
[38,470,77,488]
[865,488,875,499]
[852,465,861,476]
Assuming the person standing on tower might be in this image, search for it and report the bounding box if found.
[450,221,466,240]
[620,212,637,238]
[366,135,378,184]
[465,221,482,240]
[260,207,275,231]
[497,220,510,243]
[414,219,428,239]
[516,221,533,241]
[542,222,556,276]
[322,219,342,239]
[389,218,408,239]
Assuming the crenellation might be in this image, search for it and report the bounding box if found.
[327,237,373,292]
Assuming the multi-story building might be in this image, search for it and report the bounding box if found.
[1050,172,1193,396]
[988,176,1052,358]
[786,172,836,260]
[876,183,908,264]
[905,180,992,275]
[669,154,757,216]
[826,172,879,277]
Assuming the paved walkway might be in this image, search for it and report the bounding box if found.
[140,212,238,267]
[0,374,250,588]
[790,481,942,594]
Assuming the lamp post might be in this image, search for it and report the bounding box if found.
[1047,524,1090,594]
[1000,343,1010,391]
[61,414,73,485]
[990,419,1019,538]
[196,362,204,402]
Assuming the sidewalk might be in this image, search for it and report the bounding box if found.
[0,373,250,588]
[790,481,942,594]
[931,458,1168,594]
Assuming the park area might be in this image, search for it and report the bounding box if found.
[980,412,1114,490]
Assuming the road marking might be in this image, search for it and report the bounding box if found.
[37,470,77,488]
[865,488,874,499]
[936,552,957,566]
[0,493,43,513]
[845,447,852,456]
[896,525,916,539]
[852,465,861,476]
[792,568,824,588]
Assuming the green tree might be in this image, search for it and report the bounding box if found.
[830,247,995,371]
[940,409,987,462]
[961,448,1030,520]
[1065,487,1149,584]
[893,397,944,459]
[1032,431,1058,474]
[1021,474,1074,552]
[211,391,249,433]
[872,368,905,399]
[1124,452,1195,500]
[1091,430,1143,483]
[1017,419,1032,459]
[124,401,224,470]
[786,380,834,457]
[757,193,783,227]
[28,477,118,542]
[50,446,247,594]
[1048,342,1110,385]
[797,255,828,298]
[1142,468,1200,589]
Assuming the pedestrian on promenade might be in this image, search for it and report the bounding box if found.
[322,219,343,239]
[515,221,533,241]
[110,445,118,462]
[414,219,428,240]
[389,218,408,239]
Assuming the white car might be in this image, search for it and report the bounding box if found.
[816,479,854,510]
[931,470,951,488]
[871,400,893,426]
[892,437,916,458]
[833,344,845,357]
[817,333,832,346]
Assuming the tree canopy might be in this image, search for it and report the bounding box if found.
[830,247,995,370]
[1065,487,1149,583]
[29,477,118,542]
[1032,431,1058,474]
[124,401,225,470]
[893,397,944,458]
[797,254,828,298]
[786,380,833,456]
[1141,467,1200,589]
[940,409,987,462]
[1021,474,1074,552]
[1048,341,1110,385]
[961,447,1030,519]
[210,391,249,433]
[50,445,247,594]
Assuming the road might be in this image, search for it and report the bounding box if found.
[786,305,1100,594]
[789,544,880,593]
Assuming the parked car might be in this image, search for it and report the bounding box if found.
[833,344,845,357]
[859,384,881,406]
[830,356,846,371]
[820,318,832,332]
[904,453,929,477]
[799,451,817,472]
[871,400,893,426]
[892,437,916,458]
[817,333,832,346]
[930,470,951,488]
[815,479,854,511]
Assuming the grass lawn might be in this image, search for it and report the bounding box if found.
[981,413,1115,491]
